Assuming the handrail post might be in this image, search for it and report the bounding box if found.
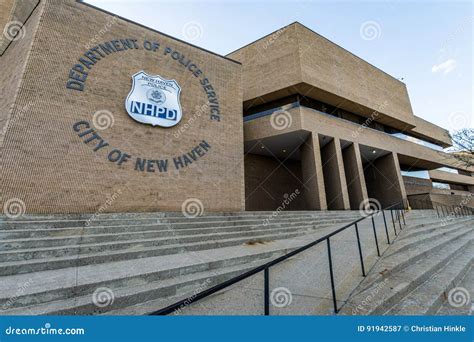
[397,210,402,231]
[390,210,397,236]
[371,216,380,257]
[401,208,406,226]
[264,267,269,315]
[354,223,366,277]
[435,206,439,218]
[326,238,338,314]
[381,210,390,244]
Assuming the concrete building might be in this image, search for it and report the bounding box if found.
[0,0,473,318]
[1,0,473,215]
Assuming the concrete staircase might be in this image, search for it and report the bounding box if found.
[1,210,471,315]
[174,210,473,316]
[341,210,473,316]
[0,211,361,315]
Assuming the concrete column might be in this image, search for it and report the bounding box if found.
[300,133,327,210]
[342,142,368,209]
[364,151,407,208]
[391,152,408,201]
[320,137,350,210]
[458,170,474,193]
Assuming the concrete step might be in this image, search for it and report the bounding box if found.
[353,223,474,296]
[0,258,269,315]
[370,238,473,315]
[0,226,322,261]
[0,210,359,221]
[340,224,473,315]
[0,216,358,233]
[0,217,356,239]
[0,212,361,229]
[396,217,473,242]
[435,265,473,315]
[384,251,472,315]
[0,229,317,275]
[0,243,294,312]
[0,222,343,250]
[382,220,473,259]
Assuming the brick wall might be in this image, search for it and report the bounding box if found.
[0,0,244,214]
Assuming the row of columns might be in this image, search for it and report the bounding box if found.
[300,132,407,210]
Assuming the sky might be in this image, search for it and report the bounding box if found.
[85,0,473,133]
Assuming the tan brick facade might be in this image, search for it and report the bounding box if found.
[1,2,472,214]
[1,0,244,213]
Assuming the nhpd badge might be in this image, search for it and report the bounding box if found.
[125,71,182,128]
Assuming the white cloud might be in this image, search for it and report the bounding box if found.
[431,59,457,75]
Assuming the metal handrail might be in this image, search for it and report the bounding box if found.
[150,200,410,316]
[408,198,474,218]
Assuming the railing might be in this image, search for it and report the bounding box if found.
[409,197,474,218]
[150,200,410,316]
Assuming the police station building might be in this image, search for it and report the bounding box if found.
[1,0,473,215]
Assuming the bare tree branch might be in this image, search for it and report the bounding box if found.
[446,128,474,168]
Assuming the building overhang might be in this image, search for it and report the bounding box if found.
[429,170,474,186]
[243,82,417,132]
[243,106,474,173]
[230,22,418,133]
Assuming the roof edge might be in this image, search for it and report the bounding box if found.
[76,0,241,65]
[226,21,299,57]
[227,21,406,86]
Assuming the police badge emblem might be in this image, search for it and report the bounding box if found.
[125,71,182,128]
